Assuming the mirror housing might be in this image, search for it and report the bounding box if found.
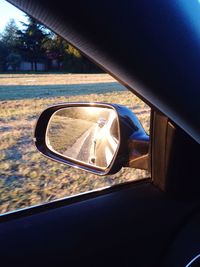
[34,102,149,175]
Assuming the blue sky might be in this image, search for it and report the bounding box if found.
[0,0,27,32]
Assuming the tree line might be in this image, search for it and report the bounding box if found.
[0,16,102,73]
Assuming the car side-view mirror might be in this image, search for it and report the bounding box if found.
[34,103,149,175]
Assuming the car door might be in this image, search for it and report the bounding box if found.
[1,1,200,267]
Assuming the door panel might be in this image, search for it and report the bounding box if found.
[0,181,198,266]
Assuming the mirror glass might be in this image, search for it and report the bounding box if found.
[46,106,120,169]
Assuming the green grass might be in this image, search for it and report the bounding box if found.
[0,74,150,214]
[0,83,125,100]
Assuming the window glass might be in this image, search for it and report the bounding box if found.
[0,1,150,214]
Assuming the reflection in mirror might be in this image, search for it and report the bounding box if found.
[46,106,119,169]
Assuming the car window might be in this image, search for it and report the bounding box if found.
[0,1,150,214]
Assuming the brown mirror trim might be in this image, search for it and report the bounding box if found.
[128,140,149,170]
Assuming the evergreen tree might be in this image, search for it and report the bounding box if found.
[0,41,9,71]
[0,19,19,51]
[0,15,101,73]
[17,16,48,71]
[0,19,19,71]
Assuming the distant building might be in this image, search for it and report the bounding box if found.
[20,61,46,71]
[7,61,46,71]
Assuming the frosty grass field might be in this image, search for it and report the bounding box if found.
[0,74,150,214]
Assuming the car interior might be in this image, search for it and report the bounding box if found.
[1,0,200,266]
